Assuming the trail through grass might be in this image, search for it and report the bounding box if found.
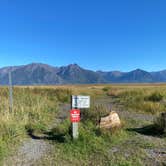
[1,85,166,165]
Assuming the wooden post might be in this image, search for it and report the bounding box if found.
[9,71,13,113]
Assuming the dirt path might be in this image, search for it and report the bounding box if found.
[4,139,52,166]
[4,103,70,166]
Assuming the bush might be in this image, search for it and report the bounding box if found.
[81,105,110,124]
[102,87,110,92]
[145,92,163,102]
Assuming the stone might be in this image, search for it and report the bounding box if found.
[100,111,121,129]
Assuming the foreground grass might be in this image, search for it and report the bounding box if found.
[0,87,71,164]
[1,84,166,165]
[36,84,166,166]
[38,123,165,165]
[36,121,136,166]
[36,115,152,166]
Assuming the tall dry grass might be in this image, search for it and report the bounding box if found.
[0,87,72,162]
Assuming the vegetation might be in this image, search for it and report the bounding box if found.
[0,87,71,164]
[107,87,166,114]
[81,104,110,124]
[145,92,163,102]
[36,107,130,166]
[0,84,166,165]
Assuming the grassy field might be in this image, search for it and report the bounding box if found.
[0,87,70,164]
[1,84,166,165]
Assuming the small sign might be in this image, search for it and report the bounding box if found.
[70,109,80,122]
[72,95,90,108]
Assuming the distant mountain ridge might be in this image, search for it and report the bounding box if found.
[0,63,166,85]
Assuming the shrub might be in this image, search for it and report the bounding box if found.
[145,92,163,102]
[81,104,110,124]
[102,87,110,92]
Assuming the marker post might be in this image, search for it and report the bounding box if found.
[72,120,79,139]
[71,96,79,139]
[70,95,90,140]
[9,71,13,113]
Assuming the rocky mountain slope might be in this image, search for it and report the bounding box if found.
[0,63,166,85]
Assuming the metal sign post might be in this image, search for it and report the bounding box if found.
[70,109,80,139]
[71,95,90,139]
[71,95,79,139]
[9,71,13,113]
[72,122,78,139]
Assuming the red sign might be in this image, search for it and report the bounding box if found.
[70,109,80,122]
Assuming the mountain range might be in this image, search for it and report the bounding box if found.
[0,63,166,85]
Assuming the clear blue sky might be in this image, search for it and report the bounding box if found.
[0,0,166,71]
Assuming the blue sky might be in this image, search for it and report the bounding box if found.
[0,0,166,71]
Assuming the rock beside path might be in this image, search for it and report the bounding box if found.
[100,111,121,129]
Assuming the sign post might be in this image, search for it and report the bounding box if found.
[71,95,90,139]
[70,109,80,139]
[9,71,13,113]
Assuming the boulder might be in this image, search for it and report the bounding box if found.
[100,111,121,129]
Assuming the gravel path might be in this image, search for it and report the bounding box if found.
[4,139,52,166]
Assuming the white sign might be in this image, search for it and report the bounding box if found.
[72,95,90,108]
